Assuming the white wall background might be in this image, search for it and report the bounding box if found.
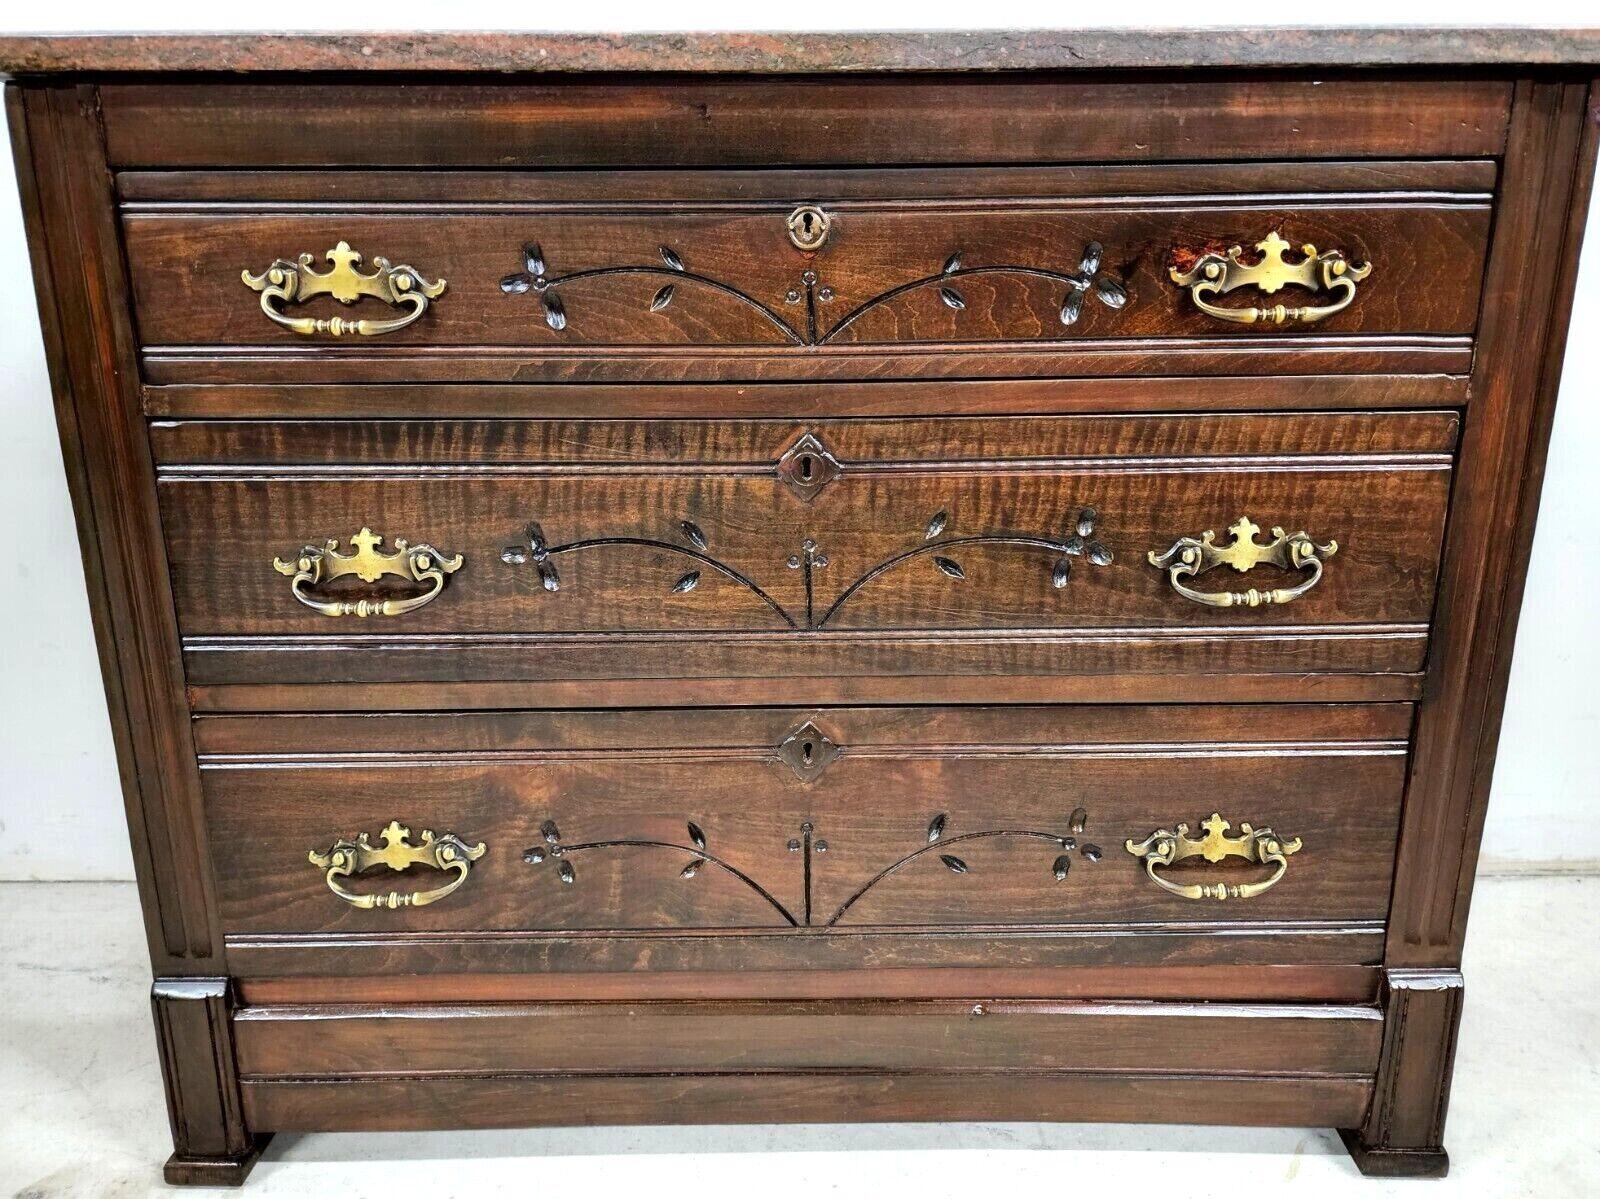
[1,2,1596,879]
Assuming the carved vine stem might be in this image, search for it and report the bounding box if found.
[500,241,1128,344]
[502,509,1113,630]
[525,820,801,926]
[525,811,1102,929]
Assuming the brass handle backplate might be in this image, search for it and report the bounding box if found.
[787,205,832,251]
[1125,813,1302,901]
[1148,516,1337,608]
[242,240,445,336]
[1170,230,1370,326]
[309,820,486,910]
[273,526,462,617]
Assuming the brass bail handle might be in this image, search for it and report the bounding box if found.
[1125,813,1302,901]
[308,820,487,910]
[1148,516,1337,609]
[273,527,463,618]
[1169,230,1371,327]
[242,241,446,337]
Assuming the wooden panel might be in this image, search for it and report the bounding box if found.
[122,197,1488,384]
[200,704,1406,948]
[233,999,1383,1078]
[236,963,1381,1005]
[156,411,1453,686]
[99,78,1512,168]
[241,1072,1374,1135]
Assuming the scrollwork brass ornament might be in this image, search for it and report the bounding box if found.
[273,526,462,617]
[1148,517,1337,608]
[242,241,446,336]
[1125,813,1302,901]
[309,820,486,909]
[1169,230,1371,326]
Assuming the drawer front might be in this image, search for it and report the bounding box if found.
[121,162,1491,383]
[158,411,1455,688]
[201,704,1407,964]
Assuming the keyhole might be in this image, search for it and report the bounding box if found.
[798,454,814,481]
[800,213,816,238]
[801,740,815,765]
[787,205,830,251]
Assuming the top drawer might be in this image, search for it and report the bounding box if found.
[121,160,1494,385]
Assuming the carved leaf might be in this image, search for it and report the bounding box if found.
[933,556,966,580]
[681,859,705,879]
[661,246,685,271]
[1052,558,1072,589]
[1078,241,1103,278]
[1059,290,1085,327]
[1077,507,1099,537]
[501,545,529,565]
[543,293,567,331]
[1087,541,1114,567]
[500,273,532,294]
[542,819,562,844]
[523,847,546,864]
[672,570,701,594]
[939,286,967,311]
[681,521,709,550]
[537,560,561,592]
[523,244,546,277]
[1095,276,1130,309]
[924,510,948,540]
[1052,854,1072,882]
[557,859,576,884]
[1069,807,1088,834]
[927,813,947,843]
[526,522,549,555]
[940,854,969,874]
[943,252,962,275]
[688,821,707,850]
[651,284,676,312]
[1080,843,1103,862]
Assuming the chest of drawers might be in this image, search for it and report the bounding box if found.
[5,28,1598,1185]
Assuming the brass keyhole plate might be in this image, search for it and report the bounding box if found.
[787,205,831,252]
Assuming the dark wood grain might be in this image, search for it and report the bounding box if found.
[7,83,221,969]
[98,77,1512,169]
[241,1071,1373,1135]
[232,998,1383,1078]
[199,703,1406,944]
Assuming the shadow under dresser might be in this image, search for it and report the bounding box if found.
[4,27,1598,1184]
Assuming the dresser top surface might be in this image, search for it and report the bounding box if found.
[2,26,1599,77]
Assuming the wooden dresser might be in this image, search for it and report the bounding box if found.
[5,28,1598,1185]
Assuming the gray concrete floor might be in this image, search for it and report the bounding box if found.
[1,877,1595,1197]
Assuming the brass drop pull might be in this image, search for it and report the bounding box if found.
[1148,517,1337,608]
[1125,813,1302,901]
[273,526,462,617]
[787,205,831,251]
[309,820,486,910]
[1170,230,1370,326]
[242,241,445,336]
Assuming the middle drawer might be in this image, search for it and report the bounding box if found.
[156,410,1455,696]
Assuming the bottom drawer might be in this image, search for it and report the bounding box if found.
[198,703,1409,979]
[234,998,1379,1132]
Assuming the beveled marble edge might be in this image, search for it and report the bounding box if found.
[1,27,1599,76]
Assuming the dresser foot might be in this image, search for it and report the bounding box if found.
[152,978,266,1187]
[163,1134,272,1187]
[1342,968,1463,1179]
[1338,1129,1449,1178]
